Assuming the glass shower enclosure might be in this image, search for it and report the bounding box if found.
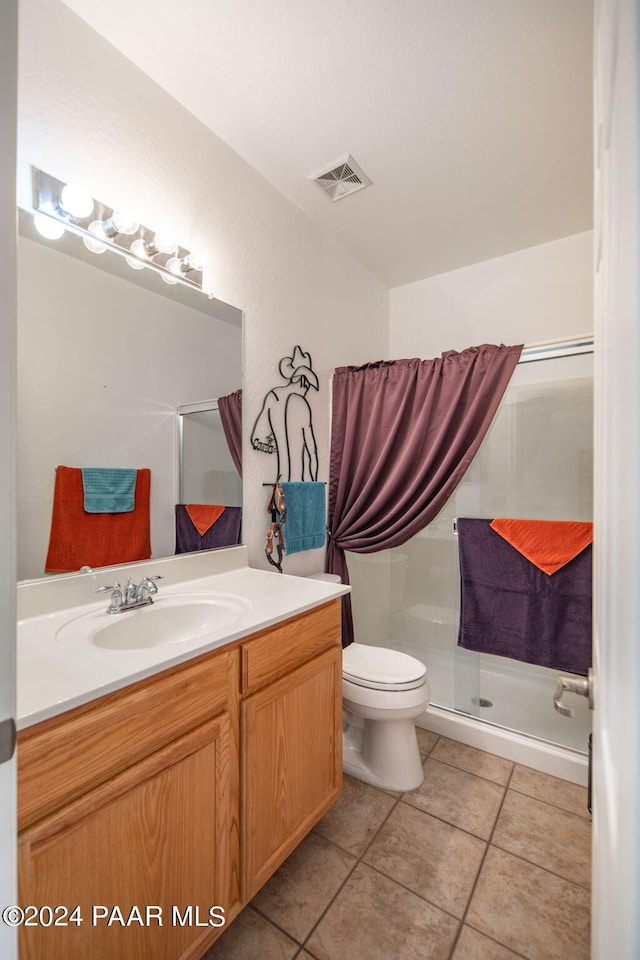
[349,340,593,754]
[177,400,242,507]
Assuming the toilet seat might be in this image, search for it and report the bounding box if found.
[343,643,427,692]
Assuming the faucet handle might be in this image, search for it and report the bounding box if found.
[95,582,124,614]
[139,574,163,596]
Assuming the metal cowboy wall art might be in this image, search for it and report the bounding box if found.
[251,346,319,481]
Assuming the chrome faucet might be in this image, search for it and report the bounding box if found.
[96,575,163,614]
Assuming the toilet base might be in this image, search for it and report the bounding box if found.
[342,715,425,792]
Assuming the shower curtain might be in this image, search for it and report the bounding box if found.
[218,388,243,476]
[327,343,522,646]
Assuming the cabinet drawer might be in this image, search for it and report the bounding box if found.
[18,646,235,831]
[240,600,341,695]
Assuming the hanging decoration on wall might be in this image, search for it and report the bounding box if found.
[265,481,286,573]
[251,346,319,481]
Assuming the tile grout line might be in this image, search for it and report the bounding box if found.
[447,762,592,959]
[484,771,592,892]
[444,757,517,959]
[426,740,590,816]
[299,735,508,957]
[225,735,591,959]
[297,786,407,955]
[302,739,516,957]
[298,737,481,955]
[507,785,592,821]
[487,841,593,892]
[292,737,444,957]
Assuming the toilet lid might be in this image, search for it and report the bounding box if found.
[343,643,427,691]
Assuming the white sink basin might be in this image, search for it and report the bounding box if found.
[55,592,251,651]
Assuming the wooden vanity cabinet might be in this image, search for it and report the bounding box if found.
[17,646,241,960]
[17,598,342,960]
[240,601,343,899]
[18,717,235,960]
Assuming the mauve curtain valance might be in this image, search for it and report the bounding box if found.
[218,388,242,477]
[327,343,523,645]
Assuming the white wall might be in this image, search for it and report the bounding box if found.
[17,0,389,573]
[389,231,593,358]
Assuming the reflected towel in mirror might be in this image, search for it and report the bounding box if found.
[45,466,151,572]
[81,467,137,513]
[175,504,242,553]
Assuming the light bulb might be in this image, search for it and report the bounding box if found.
[185,250,205,271]
[161,271,179,284]
[82,220,108,254]
[166,256,186,276]
[59,183,94,219]
[130,238,152,261]
[152,232,178,255]
[83,236,107,255]
[33,212,65,240]
[125,255,145,270]
[111,211,140,235]
[87,220,108,239]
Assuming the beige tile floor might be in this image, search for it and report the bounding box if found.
[204,730,591,960]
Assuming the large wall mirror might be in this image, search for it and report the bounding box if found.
[16,210,243,581]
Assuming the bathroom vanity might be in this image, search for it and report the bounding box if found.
[16,548,347,960]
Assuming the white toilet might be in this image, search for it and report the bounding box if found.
[306,573,430,792]
[342,643,430,791]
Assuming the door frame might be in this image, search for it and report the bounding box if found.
[0,1,18,958]
[591,0,640,956]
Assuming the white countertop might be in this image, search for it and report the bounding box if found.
[17,549,349,730]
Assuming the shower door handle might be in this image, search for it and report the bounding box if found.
[554,668,594,717]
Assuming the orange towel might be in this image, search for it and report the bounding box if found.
[45,466,151,573]
[489,518,593,575]
[185,504,225,536]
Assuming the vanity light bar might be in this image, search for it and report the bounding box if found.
[30,168,206,295]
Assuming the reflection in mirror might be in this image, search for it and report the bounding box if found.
[178,401,242,506]
[17,211,243,582]
[176,399,243,554]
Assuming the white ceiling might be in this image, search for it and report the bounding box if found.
[60,0,593,289]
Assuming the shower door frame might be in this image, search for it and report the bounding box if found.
[450,335,594,744]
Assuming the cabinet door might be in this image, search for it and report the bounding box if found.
[18,716,238,960]
[242,645,342,899]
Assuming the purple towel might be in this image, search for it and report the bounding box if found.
[175,505,242,554]
[457,517,592,676]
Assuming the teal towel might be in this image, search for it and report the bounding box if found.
[81,468,137,513]
[280,482,326,555]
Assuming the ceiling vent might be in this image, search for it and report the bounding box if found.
[309,155,371,202]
